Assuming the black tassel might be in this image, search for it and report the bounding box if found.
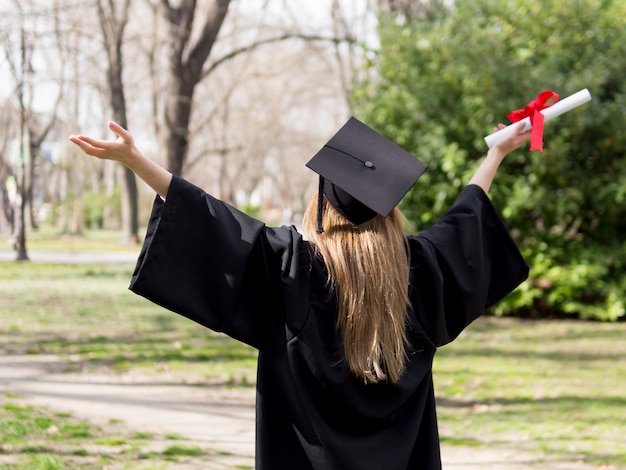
[316,176,325,234]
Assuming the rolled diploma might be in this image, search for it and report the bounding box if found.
[484,88,592,148]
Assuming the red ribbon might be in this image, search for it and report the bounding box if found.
[507,90,559,152]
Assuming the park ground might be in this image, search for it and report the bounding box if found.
[0,251,623,470]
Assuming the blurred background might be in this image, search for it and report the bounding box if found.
[0,0,625,328]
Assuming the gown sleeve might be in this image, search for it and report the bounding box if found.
[128,175,306,350]
[408,184,529,347]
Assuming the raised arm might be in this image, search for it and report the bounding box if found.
[469,122,530,194]
[69,121,172,199]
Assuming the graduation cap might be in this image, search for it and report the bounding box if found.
[306,117,427,232]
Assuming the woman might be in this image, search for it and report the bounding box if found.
[69,117,530,469]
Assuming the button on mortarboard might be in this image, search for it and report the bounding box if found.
[306,117,427,225]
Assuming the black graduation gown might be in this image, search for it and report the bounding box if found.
[129,175,529,470]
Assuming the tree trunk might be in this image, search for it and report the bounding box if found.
[98,0,138,246]
[164,80,195,176]
[161,0,231,175]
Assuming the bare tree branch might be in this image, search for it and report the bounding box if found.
[201,32,355,80]
[185,0,229,84]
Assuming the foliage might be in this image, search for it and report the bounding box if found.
[82,187,122,230]
[355,0,626,320]
[239,203,262,220]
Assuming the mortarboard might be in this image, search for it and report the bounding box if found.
[306,116,427,232]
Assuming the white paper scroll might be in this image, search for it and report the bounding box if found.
[484,88,592,148]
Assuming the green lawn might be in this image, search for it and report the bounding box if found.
[3,226,141,253]
[1,245,625,468]
[0,262,257,386]
[0,393,225,470]
[435,317,626,467]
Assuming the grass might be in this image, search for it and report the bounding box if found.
[2,225,140,253]
[1,228,625,468]
[0,394,231,469]
[0,261,258,386]
[434,317,626,467]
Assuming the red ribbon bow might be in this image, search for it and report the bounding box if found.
[507,90,559,152]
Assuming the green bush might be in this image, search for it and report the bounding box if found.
[83,187,121,230]
[356,0,626,320]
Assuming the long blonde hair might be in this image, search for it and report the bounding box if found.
[302,194,412,384]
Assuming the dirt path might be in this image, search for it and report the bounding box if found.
[1,354,609,469]
[1,354,256,469]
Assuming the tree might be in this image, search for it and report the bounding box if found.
[157,0,357,177]
[159,0,230,176]
[356,0,626,320]
[96,0,139,245]
[0,0,365,240]
[376,0,447,22]
[1,4,37,261]
[1,0,77,255]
